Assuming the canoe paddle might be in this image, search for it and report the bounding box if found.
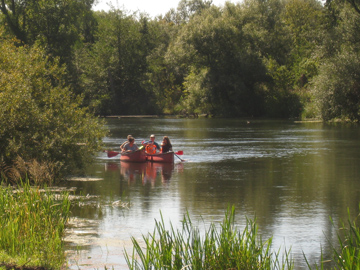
[105,150,121,158]
[174,151,186,162]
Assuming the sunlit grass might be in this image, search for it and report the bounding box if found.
[0,181,71,269]
[125,206,293,270]
[3,178,359,270]
[333,209,360,269]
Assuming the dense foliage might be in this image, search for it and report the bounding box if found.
[0,31,106,179]
[1,0,360,178]
[1,0,360,120]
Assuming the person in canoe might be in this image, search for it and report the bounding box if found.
[143,134,160,154]
[120,134,132,151]
[161,136,173,153]
[122,136,138,153]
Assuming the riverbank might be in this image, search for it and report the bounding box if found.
[103,115,360,124]
[1,180,358,269]
[126,206,359,269]
[0,182,71,269]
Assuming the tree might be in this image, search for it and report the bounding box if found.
[176,0,213,21]
[0,0,97,62]
[140,16,185,114]
[313,51,360,121]
[326,0,360,14]
[311,3,360,121]
[240,0,291,65]
[74,10,160,115]
[168,5,269,116]
[0,33,107,178]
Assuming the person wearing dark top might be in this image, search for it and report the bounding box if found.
[161,136,173,153]
[143,134,160,150]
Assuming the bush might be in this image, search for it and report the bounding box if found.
[312,50,360,121]
[0,157,56,186]
[0,31,107,180]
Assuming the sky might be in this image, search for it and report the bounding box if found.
[93,0,239,18]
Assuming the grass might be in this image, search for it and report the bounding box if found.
[0,181,71,269]
[332,209,360,269]
[2,175,360,270]
[0,156,58,186]
[125,206,293,270]
[306,206,360,270]
[125,205,360,270]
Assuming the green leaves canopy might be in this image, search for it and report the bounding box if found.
[168,5,269,116]
[0,0,97,61]
[0,35,107,175]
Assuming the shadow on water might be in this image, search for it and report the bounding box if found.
[63,118,360,269]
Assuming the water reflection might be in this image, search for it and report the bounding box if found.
[121,161,175,185]
[105,161,181,185]
[64,119,360,269]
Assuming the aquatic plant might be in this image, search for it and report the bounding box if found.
[0,181,71,269]
[125,206,293,270]
[333,209,360,269]
[306,207,360,270]
[0,156,57,186]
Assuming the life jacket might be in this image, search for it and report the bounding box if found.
[145,144,156,154]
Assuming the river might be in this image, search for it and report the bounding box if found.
[63,118,360,269]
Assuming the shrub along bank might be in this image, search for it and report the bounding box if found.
[0,31,107,185]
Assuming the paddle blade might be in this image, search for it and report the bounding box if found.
[175,153,186,162]
[175,151,183,155]
[107,150,120,158]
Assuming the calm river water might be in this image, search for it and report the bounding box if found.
[63,118,360,269]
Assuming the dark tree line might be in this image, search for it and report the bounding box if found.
[1,0,360,120]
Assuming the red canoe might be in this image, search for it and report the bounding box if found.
[146,151,174,163]
[120,149,147,162]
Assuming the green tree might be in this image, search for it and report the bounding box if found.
[0,33,106,177]
[176,0,213,22]
[326,0,360,14]
[169,5,269,116]
[281,0,325,82]
[236,0,303,117]
[142,0,214,115]
[313,51,360,121]
[312,2,360,121]
[141,16,184,114]
[161,0,212,24]
[245,0,326,118]
[0,0,97,61]
[74,10,159,115]
[240,0,291,65]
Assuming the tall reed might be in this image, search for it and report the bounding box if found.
[125,206,293,270]
[0,156,58,186]
[306,207,360,270]
[334,209,360,269]
[0,181,71,269]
